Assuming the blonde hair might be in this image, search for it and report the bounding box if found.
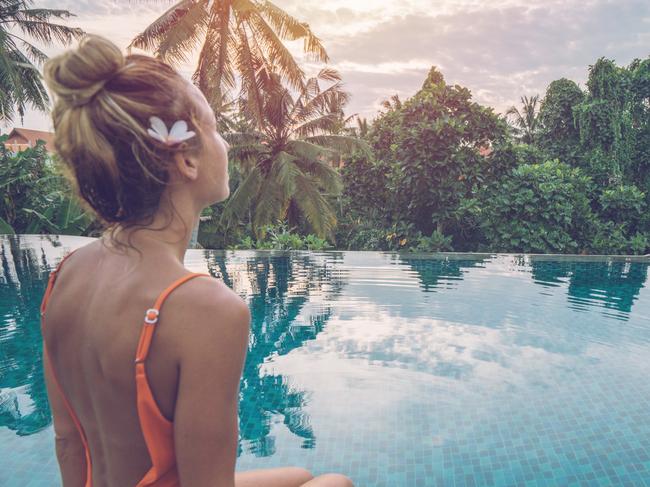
[43,34,205,248]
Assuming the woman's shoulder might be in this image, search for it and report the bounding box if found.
[161,273,250,357]
[180,274,249,323]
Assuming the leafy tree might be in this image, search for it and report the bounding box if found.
[368,67,509,237]
[380,94,402,111]
[346,116,369,138]
[130,0,328,127]
[338,151,392,224]
[573,57,636,185]
[0,0,83,123]
[627,57,650,203]
[537,78,585,167]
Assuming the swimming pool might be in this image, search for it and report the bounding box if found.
[1,234,649,487]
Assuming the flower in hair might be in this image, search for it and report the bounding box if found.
[147,116,196,145]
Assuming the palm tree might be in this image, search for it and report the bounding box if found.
[504,94,540,145]
[129,0,328,128]
[381,94,402,112]
[0,0,83,123]
[220,67,365,239]
[344,116,368,138]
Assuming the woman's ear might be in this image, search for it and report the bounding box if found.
[172,147,199,181]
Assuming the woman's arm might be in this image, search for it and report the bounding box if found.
[43,343,87,487]
[173,280,251,487]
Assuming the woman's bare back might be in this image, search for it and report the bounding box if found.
[43,240,217,485]
[44,240,352,487]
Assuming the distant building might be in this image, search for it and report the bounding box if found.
[3,128,55,153]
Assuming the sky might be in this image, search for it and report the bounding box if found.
[2,0,649,132]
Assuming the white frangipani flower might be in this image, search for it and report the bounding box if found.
[147,116,196,145]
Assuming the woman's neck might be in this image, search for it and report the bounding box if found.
[106,210,200,265]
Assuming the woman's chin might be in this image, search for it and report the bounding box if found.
[213,188,230,205]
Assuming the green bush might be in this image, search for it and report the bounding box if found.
[465,160,597,253]
[598,184,646,227]
[336,221,387,250]
[589,221,649,255]
[411,230,454,252]
[229,223,331,250]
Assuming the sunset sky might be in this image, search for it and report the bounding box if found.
[3,0,649,132]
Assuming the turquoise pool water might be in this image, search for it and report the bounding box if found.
[1,234,649,487]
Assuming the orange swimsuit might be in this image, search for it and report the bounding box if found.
[40,249,211,486]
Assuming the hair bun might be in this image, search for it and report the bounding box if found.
[44,34,125,107]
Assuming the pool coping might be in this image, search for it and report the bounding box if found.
[4,234,650,263]
[190,249,650,263]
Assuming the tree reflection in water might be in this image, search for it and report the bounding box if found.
[195,252,345,457]
[528,257,648,317]
[397,254,486,291]
[1,237,345,461]
[2,235,648,460]
[0,236,56,436]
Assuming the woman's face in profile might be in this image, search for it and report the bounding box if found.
[188,82,230,205]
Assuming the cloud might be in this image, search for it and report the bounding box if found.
[283,0,649,118]
[4,0,648,131]
[36,0,159,17]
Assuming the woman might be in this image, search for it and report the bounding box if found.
[40,34,353,487]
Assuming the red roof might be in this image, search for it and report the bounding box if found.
[4,127,55,153]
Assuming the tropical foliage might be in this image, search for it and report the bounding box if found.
[332,57,650,255]
[215,68,363,240]
[0,0,83,123]
[1,1,648,255]
[129,0,328,127]
[0,136,94,235]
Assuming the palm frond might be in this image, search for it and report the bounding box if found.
[129,0,208,54]
[292,172,337,238]
[247,10,304,90]
[12,19,82,45]
[291,154,342,195]
[219,164,263,226]
[16,37,47,64]
[293,81,349,123]
[292,112,340,137]
[235,22,265,128]
[0,40,48,120]
[193,7,236,108]
[259,0,329,62]
[315,67,341,83]
[9,7,76,22]
[0,4,81,120]
[262,80,294,136]
[287,139,335,161]
[225,133,269,172]
[304,134,370,156]
[252,176,285,231]
[154,0,210,64]
[272,150,301,195]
